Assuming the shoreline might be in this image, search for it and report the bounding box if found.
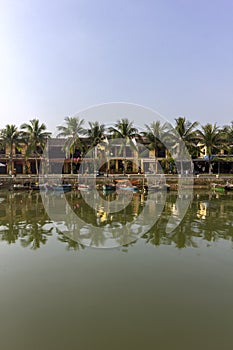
[0,174,232,190]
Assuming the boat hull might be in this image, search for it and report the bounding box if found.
[103,184,116,191]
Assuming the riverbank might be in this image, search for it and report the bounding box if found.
[1,174,233,190]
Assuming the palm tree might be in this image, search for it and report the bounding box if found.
[0,124,22,174]
[223,121,233,154]
[57,116,85,174]
[108,118,138,174]
[174,117,199,154]
[84,121,106,174]
[85,121,105,148]
[142,121,169,174]
[20,119,51,175]
[168,117,199,174]
[197,123,227,174]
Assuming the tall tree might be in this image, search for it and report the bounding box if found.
[0,124,22,174]
[197,123,227,173]
[20,119,51,175]
[174,117,199,153]
[84,121,106,174]
[142,121,169,174]
[56,116,85,174]
[108,118,138,174]
[85,121,105,147]
[168,117,199,174]
[223,121,233,154]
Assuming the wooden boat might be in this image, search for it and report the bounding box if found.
[52,184,72,192]
[143,183,170,192]
[12,184,31,191]
[115,180,138,192]
[102,183,116,191]
[130,179,141,186]
[211,183,225,192]
[77,184,91,191]
[225,182,233,191]
[211,182,233,192]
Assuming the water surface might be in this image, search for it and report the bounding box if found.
[0,189,232,350]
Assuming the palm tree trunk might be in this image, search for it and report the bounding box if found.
[9,156,13,175]
[207,152,211,174]
[71,152,74,175]
[35,157,39,176]
[123,145,126,175]
[180,160,184,175]
[208,158,212,174]
[10,143,13,175]
[154,151,158,174]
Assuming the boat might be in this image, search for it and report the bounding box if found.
[143,183,170,192]
[102,183,116,191]
[148,183,170,192]
[52,184,72,192]
[115,179,138,192]
[225,182,233,191]
[130,179,141,187]
[77,183,92,191]
[211,182,233,192]
[12,183,31,191]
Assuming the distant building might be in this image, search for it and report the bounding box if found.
[4,136,230,175]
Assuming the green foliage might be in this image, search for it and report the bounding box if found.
[57,116,85,174]
[20,119,51,175]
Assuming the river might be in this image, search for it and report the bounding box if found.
[0,189,232,350]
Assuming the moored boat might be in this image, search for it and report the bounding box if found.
[211,182,233,192]
[102,183,116,191]
[52,184,72,192]
[12,184,31,191]
[143,183,170,192]
[225,182,233,191]
[211,183,225,192]
[115,180,138,192]
[77,183,91,191]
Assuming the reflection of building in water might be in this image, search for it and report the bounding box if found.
[197,202,208,219]
[95,193,144,225]
[96,206,111,224]
[130,193,142,218]
[171,203,178,216]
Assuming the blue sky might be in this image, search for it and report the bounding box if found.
[1,0,233,134]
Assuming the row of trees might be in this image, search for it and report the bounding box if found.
[57,116,233,174]
[0,116,233,175]
[0,120,51,175]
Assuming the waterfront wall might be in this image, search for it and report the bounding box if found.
[1,174,233,190]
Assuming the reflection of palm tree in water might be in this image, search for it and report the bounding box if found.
[0,192,22,244]
[57,229,86,251]
[144,192,233,248]
[2,190,233,250]
[20,222,53,250]
[0,192,52,249]
[0,224,19,244]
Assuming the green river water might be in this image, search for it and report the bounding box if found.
[0,189,232,350]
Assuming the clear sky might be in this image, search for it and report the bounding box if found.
[1,0,233,134]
